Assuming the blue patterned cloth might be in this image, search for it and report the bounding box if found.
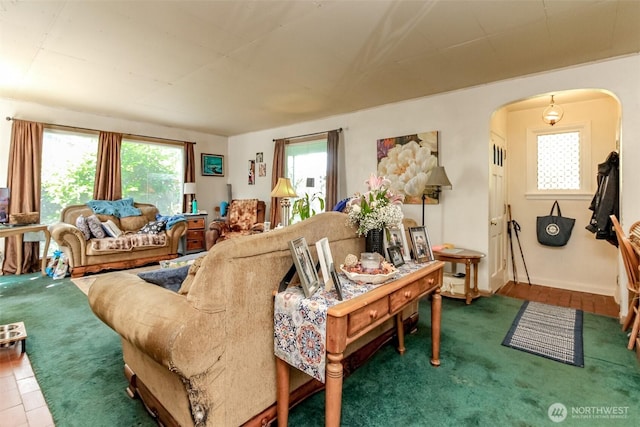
[273,261,427,382]
[86,197,141,217]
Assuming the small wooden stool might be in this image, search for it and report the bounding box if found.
[0,322,27,353]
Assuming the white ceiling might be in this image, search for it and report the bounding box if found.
[1,0,639,136]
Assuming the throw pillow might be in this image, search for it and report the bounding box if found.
[137,265,190,292]
[75,215,91,240]
[102,219,123,238]
[138,220,167,234]
[86,214,106,239]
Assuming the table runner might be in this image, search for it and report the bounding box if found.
[274,261,427,382]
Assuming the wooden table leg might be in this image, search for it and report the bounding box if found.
[276,357,290,427]
[325,352,344,427]
[395,312,406,355]
[15,234,23,275]
[464,261,472,304]
[430,288,441,366]
[41,228,51,275]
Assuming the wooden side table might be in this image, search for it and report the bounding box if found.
[0,224,51,275]
[433,248,485,304]
[179,214,208,255]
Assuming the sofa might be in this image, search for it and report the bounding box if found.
[205,199,266,249]
[87,212,422,427]
[50,202,186,277]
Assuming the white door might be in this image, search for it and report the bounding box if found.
[489,132,507,292]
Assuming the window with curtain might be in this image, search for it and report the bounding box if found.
[285,138,327,216]
[41,130,185,227]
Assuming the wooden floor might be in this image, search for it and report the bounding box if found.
[497,281,620,318]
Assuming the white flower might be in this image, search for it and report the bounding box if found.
[346,173,404,236]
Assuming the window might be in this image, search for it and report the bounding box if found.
[121,139,183,215]
[285,138,327,219]
[526,122,591,199]
[41,131,184,224]
[41,129,98,225]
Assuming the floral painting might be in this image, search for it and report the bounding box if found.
[376,131,439,204]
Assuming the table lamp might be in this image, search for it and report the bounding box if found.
[422,166,452,226]
[270,177,298,226]
[183,182,197,214]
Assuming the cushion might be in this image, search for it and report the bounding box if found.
[86,215,106,239]
[75,215,91,240]
[102,219,123,238]
[119,215,148,232]
[138,265,190,292]
[156,213,186,230]
[138,220,167,234]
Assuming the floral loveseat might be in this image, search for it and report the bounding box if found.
[205,199,265,249]
[49,200,186,277]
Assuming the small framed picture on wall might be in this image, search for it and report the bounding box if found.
[201,154,224,177]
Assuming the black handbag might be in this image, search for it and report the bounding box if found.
[536,201,576,247]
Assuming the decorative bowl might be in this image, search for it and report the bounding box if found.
[340,266,397,285]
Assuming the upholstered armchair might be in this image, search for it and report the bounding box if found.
[205,199,266,249]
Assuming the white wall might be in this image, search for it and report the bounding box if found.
[506,96,619,296]
[229,54,640,313]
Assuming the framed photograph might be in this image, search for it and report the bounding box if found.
[387,246,405,267]
[201,154,224,177]
[288,237,321,297]
[248,160,255,185]
[315,237,333,288]
[256,152,264,163]
[408,226,434,263]
[329,262,343,301]
[384,225,411,261]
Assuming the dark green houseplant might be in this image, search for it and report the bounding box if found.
[291,192,325,222]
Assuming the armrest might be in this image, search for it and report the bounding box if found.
[164,221,187,253]
[208,221,228,233]
[251,223,264,232]
[48,222,87,267]
[88,272,224,377]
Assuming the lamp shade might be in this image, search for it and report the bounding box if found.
[183,182,197,195]
[270,177,298,198]
[425,166,452,189]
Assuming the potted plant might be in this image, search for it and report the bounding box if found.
[291,192,325,222]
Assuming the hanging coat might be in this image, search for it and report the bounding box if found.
[586,151,619,246]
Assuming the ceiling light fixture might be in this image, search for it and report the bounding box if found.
[542,95,564,126]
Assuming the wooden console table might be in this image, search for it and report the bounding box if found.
[0,224,50,275]
[276,260,444,427]
[433,248,485,304]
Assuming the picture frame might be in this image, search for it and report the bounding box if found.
[201,154,224,177]
[315,237,333,288]
[329,262,343,301]
[387,246,405,267]
[0,188,9,224]
[288,237,321,297]
[384,225,411,261]
[408,226,434,263]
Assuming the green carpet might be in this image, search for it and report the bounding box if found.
[1,273,639,426]
[0,273,154,427]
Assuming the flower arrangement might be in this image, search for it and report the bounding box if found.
[346,173,404,236]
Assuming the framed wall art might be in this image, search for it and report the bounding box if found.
[376,130,440,204]
[201,154,224,177]
[288,237,321,297]
[408,226,434,263]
